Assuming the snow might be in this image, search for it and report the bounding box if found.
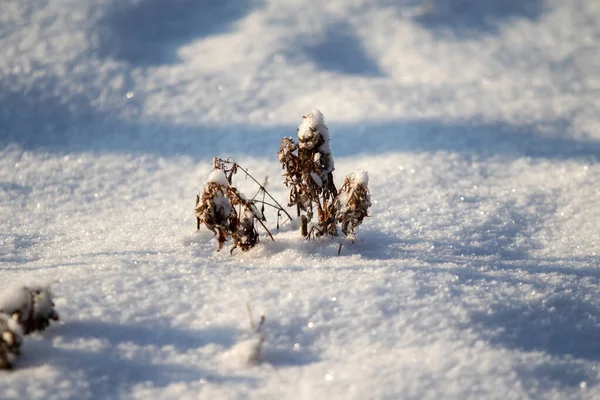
[2,0,600,398]
[222,335,264,367]
[212,192,233,219]
[298,109,329,150]
[0,287,32,319]
[348,170,368,187]
[206,169,229,187]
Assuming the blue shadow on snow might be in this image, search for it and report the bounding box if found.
[94,0,264,66]
[412,0,546,38]
[470,295,600,362]
[292,21,385,77]
[1,81,598,162]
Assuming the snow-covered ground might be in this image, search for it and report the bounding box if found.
[1,0,600,398]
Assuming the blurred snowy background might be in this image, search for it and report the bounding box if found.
[1,0,600,398]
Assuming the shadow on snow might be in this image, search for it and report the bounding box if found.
[1,90,597,163]
[94,0,264,66]
[411,0,546,38]
[470,295,600,362]
[17,320,255,397]
[289,21,385,77]
[47,319,238,350]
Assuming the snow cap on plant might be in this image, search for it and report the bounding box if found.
[0,285,59,335]
[297,108,335,187]
[0,287,32,327]
[280,109,340,237]
[206,169,230,187]
[335,170,372,236]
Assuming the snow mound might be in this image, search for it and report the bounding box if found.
[206,169,230,187]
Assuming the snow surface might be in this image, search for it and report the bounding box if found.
[1,0,600,398]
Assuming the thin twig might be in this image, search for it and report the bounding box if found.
[256,218,275,242]
[231,162,293,221]
[252,199,288,213]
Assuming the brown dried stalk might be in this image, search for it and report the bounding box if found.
[227,186,269,253]
[279,109,338,238]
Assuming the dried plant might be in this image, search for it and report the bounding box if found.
[195,169,234,251]
[279,109,338,237]
[196,110,373,254]
[1,285,60,335]
[0,285,60,370]
[335,171,372,236]
[227,186,267,253]
[195,158,292,253]
[0,313,22,370]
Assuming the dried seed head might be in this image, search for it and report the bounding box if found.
[297,109,328,151]
[196,160,277,253]
[196,179,233,232]
[278,137,298,164]
[335,171,372,236]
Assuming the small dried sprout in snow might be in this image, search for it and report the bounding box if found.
[224,305,266,367]
[195,169,234,251]
[335,171,372,236]
[0,285,60,335]
[0,313,22,370]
